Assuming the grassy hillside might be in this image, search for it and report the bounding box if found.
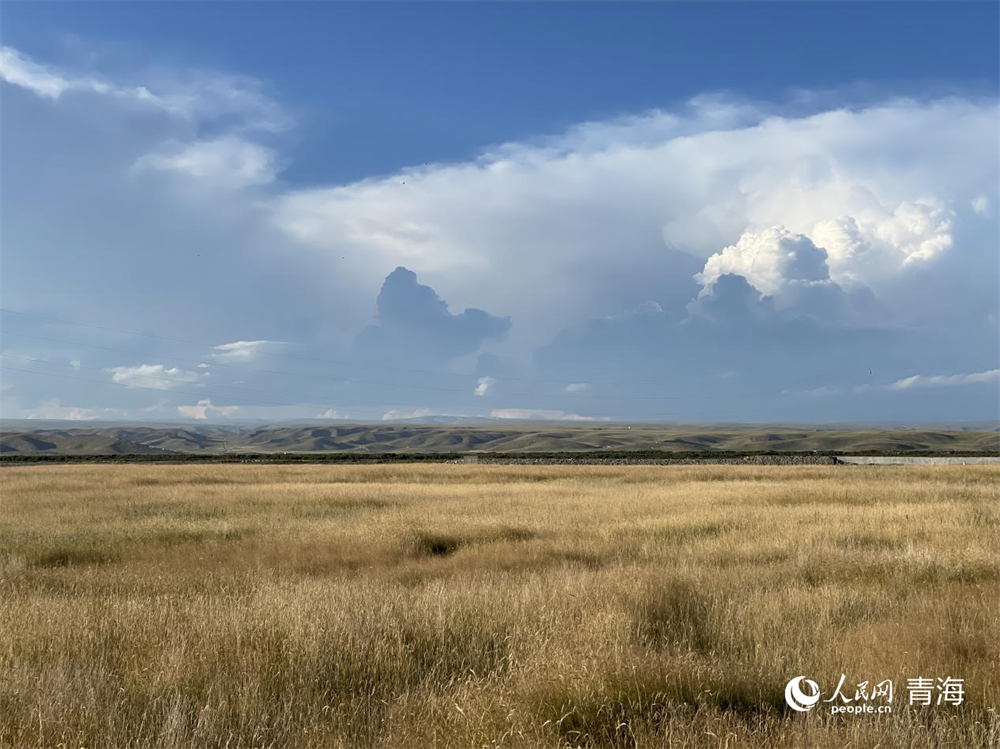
[1,423,998,456]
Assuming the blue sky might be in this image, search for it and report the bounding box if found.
[6,2,998,184]
[1,2,998,423]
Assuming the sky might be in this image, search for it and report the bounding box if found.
[1,1,998,424]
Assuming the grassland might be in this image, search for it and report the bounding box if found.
[1,463,998,748]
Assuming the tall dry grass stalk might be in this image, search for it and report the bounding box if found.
[1,463,997,747]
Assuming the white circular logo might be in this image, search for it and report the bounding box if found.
[785,676,821,712]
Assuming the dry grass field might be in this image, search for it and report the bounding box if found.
[1,463,998,748]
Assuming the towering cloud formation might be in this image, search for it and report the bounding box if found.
[355,267,511,365]
[272,98,997,350]
[691,227,880,324]
[696,227,831,298]
[810,201,954,285]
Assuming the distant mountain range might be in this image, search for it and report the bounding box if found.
[1,422,997,456]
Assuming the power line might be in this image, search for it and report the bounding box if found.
[1,330,491,396]
[2,366,318,410]
[0,307,692,389]
[1,353,511,415]
[1,329,769,403]
[0,308,575,384]
[0,365,424,419]
[1,361,780,421]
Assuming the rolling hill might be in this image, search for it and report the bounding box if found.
[1,422,997,456]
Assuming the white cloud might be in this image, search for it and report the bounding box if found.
[107,364,202,390]
[135,137,278,188]
[318,408,340,418]
[696,226,830,298]
[810,201,954,287]
[971,195,991,218]
[564,382,588,393]
[24,399,125,421]
[887,369,1000,391]
[473,376,495,396]
[211,340,289,362]
[795,386,841,397]
[879,201,954,266]
[177,399,240,420]
[489,408,602,421]
[1,45,289,131]
[3,44,290,199]
[271,97,998,345]
[0,45,172,112]
[634,301,663,315]
[381,407,435,421]
[0,47,72,99]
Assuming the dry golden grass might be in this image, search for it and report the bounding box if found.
[0,463,997,748]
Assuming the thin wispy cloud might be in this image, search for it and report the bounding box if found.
[135,137,278,189]
[489,408,605,422]
[887,369,1000,391]
[106,364,202,390]
[211,340,289,363]
[0,47,76,99]
[0,45,290,130]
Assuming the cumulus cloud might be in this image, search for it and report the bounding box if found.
[687,273,778,324]
[107,364,202,390]
[355,267,511,364]
[272,97,998,347]
[887,369,1000,391]
[473,376,495,396]
[810,201,954,289]
[211,340,289,362]
[135,137,278,188]
[177,399,240,420]
[691,227,889,324]
[695,226,831,298]
[565,382,588,393]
